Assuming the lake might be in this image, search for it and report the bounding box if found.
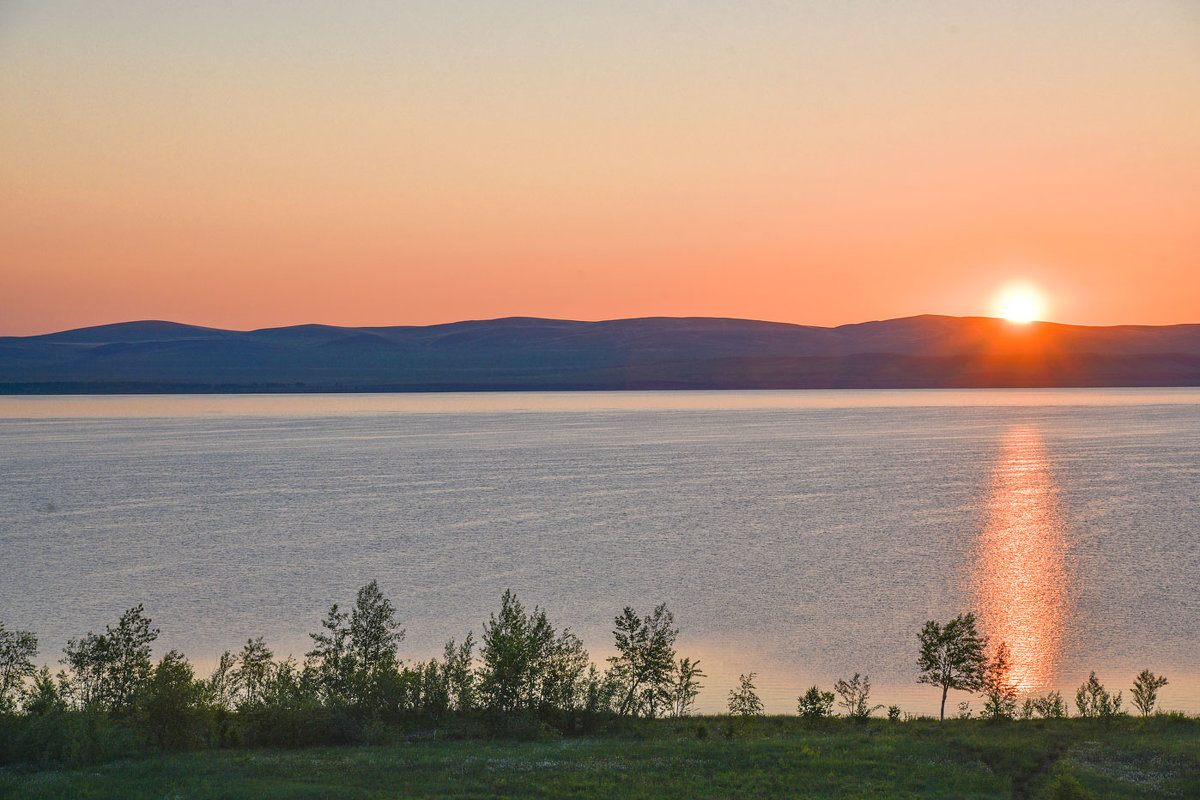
[1,389,1198,715]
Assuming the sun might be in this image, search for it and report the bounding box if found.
[994,283,1044,324]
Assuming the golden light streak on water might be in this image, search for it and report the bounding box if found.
[974,425,1071,693]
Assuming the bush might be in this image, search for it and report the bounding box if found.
[1075,672,1123,719]
[1041,773,1096,799]
[139,650,209,751]
[834,673,881,721]
[0,709,144,768]
[727,673,764,717]
[796,686,835,719]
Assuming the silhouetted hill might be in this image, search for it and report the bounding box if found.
[2,315,1198,392]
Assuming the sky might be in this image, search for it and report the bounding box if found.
[2,1,1198,335]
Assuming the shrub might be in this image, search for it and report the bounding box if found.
[1024,692,1068,719]
[1075,672,1123,719]
[727,673,764,716]
[670,658,705,717]
[796,686,835,719]
[979,642,1018,721]
[834,673,881,721]
[139,650,208,751]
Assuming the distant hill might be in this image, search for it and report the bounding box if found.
[2,315,1199,392]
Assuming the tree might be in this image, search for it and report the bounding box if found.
[203,650,238,711]
[61,605,159,714]
[0,623,38,712]
[979,642,1018,721]
[1131,669,1168,717]
[797,686,835,719]
[670,658,705,717]
[307,603,351,703]
[22,666,63,715]
[834,673,881,720]
[231,637,275,707]
[349,580,405,678]
[917,612,987,720]
[608,604,678,718]
[1075,672,1123,718]
[140,650,203,750]
[306,581,404,706]
[727,672,764,716]
[442,633,476,712]
[540,629,592,713]
[477,590,554,714]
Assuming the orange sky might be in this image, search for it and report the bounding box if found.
[2,2,1198,335]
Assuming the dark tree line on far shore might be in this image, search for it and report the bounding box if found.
[0,585,1176,767]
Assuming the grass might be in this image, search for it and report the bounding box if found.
[1,716,1197,799]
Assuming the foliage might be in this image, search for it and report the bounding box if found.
[1042,773,1096,800]
[917,612,988,720]
[11,715,1200,799]
[306,581,404,708]
[834,673,881,720]
[138,650,206,750]
[669,658,705,717]
[1075,672,1123,719]
[203,650,237,711]
[1021,691,1067,719]
[796,686,835,719]
[307,603,352,703]
[979,642,1018,721]
[477,590,555,714]
[21,666,64,715]
[540,628,592,713]
[441,633,476,712]
[607,604,678,718]
[60,605,160,714]
[727,673,764,716]
[231,637,276,707]
[349,580,405,679]
[0,623,38,713]
[1130,669,1167,717]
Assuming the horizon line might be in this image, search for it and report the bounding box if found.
[9,313,1200,339]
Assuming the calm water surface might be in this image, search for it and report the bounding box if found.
[2,389,1197,714]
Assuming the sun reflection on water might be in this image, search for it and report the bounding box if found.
[974,425,1071,693]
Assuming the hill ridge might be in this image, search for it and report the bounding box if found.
[3,315,1199,392]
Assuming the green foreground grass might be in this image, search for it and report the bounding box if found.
[2,716,1197,800]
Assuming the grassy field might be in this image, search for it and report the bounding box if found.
[1,716,1197,799]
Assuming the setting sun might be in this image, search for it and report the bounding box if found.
[995,283,1045,324]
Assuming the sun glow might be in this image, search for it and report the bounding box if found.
[974,425,1070,694]
[995,283,1045,324]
